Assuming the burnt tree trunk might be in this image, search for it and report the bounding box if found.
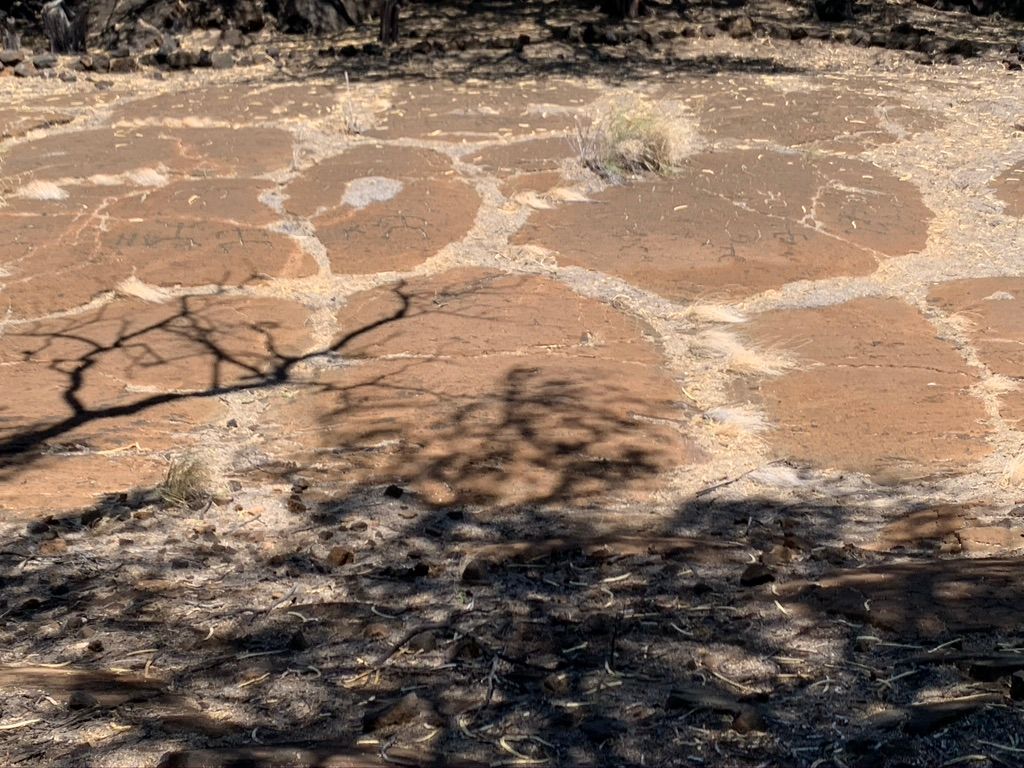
[378,0,400,44]
[602,0,644,20]
[812,0,853,22]
[42,0,88,53]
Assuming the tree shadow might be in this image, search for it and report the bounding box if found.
[1,471,1021,766]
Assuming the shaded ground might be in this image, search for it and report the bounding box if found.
[1,17,1024,768]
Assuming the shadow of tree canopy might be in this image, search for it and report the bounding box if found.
[0,482,1022,767]
[0,293,1021,764]
[0,286,410,471]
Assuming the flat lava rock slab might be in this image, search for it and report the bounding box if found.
[0,210,314,318]
[0,126,294,182]
[105,178,282,225]
[0,295,315,517]
[927,278,1024,378]
[515,150,930,300]
[466,137,574,176]
[282,145,478,274]
[1,295,316,395]
[928,277,1024,427]
[113,83,343,124]
[737,298,989,478]
[678,78,937,151]
[993,160,1024,218]
[0,453,169,519]
[283,145,455,218]
[0,107,74,139]
[259,268,699,507]
[366,80,596,139]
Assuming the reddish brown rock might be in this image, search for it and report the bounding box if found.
[863,503,1024,556]
[994,161,1024,218]
[515,150,929,300]
[368,81,595,138]
[1,295,313,517]
[502,170,566,198]
[108,220,311,288]
[260,269,698,507]
[315,179,478,274]
[0,107,73,139]
[928,278,1024,427]
[0,126,293,182]
[688,80,937,151]
[113,83,342,124]
[106,178,281,225]
[284,146,477,274]
[283,145,454,218]
[927,278,1024,378]
[2,296,315,395]
[739,298,989,477]
[468,137,573,176]
[0,204,314,318]
[1,127,186,181]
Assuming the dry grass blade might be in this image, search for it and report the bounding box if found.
[158,455,213,509]
[571,97,697,180]
[1002,452,1024,487]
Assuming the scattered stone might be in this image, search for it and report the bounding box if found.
[1011,672,1024,701]
[0,49,26,65]
[967,656,1024,682]
[32,53,57,69]
[221,28,245,47]
[210,51,234,69]
[740,563,775,587]
[87,638,104,653]
[580,716,627,743]
[383,484,405,499]
[14,61,36,77]
[461,558,492,584]
[732,707,767,734]
[27,519,51,534]
[288,630,309,651]
[167,49,196,69]
[761,545,795,566]
[904,696,998,735]
[89,53,111,72]
[326,546,354,568]
[68,690,98,710]
[38,537,67,556]
[543,671,572,694]
[362,692,441,732]
[406,630,437,653]
[127,19,164,52]
[108,56,138,73]
[729,16,754,38]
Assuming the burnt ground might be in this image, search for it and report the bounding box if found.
[1,6,1024,768]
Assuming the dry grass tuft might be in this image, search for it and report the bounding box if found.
[159,455,213,509]
[15,180,68,201]
[115,276,172,303]
[572,97,697,180]
[1003,452,1024,487]
[703,405,770,436]
[695,330,795,376]
[680,302,747,325]
[127,167,169,187]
